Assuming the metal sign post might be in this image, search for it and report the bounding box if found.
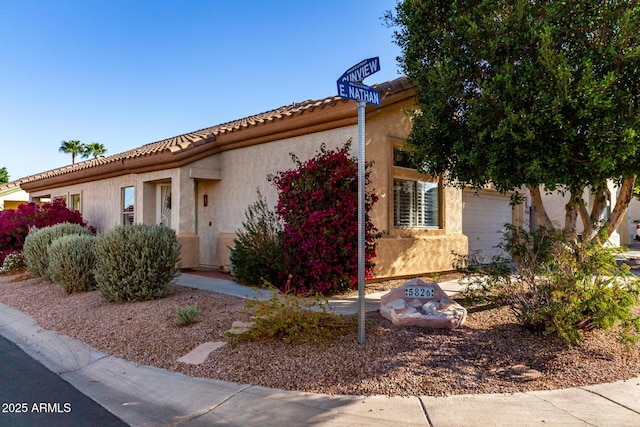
[337,57,380,345]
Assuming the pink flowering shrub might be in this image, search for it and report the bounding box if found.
[269,142,380,295]
[0,199,95,263]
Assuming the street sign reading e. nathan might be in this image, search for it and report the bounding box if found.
[337,57,381,106]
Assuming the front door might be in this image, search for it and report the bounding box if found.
[157,184,172,227]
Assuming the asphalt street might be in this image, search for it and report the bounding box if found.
[0,334,127,427]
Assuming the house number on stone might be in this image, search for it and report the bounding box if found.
[404,286,435,299]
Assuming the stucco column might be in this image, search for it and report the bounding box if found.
[174,169,199,268]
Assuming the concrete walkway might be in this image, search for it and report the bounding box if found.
[1,272,639,426]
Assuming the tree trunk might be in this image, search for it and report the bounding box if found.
[528,185,554,229]
[582,190,608,241]
[602,176,636,240]
[578,203,592,240]
[564,199,579,234]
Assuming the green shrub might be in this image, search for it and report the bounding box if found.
[94,224,180,303]
[0,252,25,274]
[23,223,93,280]
[231,190,284,288]
[227,288,354,346]
[459,225,640,348]
[48,235,97,294]
[175,305,199,326]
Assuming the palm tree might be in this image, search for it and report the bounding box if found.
[83,141,107,159]
[59,140,85,165]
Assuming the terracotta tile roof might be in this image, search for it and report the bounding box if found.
[15,77,413,188]
[0,178,29,193]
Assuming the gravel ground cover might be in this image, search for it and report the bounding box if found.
[1,271,639,397]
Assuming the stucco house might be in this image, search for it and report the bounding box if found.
[0,180,29,211]
[14,77,518,279]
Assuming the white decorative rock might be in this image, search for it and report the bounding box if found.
[380,278,467,329]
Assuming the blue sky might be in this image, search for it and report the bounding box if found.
[0,0,403,181]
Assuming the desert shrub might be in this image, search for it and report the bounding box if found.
[48,234,97,294]
[23,223,93,280]
[227,288,354,346]
[0,199,95,264]
[94,224,180,303]
[175,305,199,326]
[230,190,283,288]
[0,252,25,274]
[269,141,381,295]
[458,225,640,348]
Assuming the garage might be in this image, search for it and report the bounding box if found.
[462,191,514,262]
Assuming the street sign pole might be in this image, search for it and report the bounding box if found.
[357,100,366,345]
[336,57,380,345]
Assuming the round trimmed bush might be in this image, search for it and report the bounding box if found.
[48,234,97,294]
[0,252,25,274]
[23,223,93,280]
[94,224,181,303]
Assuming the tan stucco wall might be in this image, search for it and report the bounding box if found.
[199,126,358,267]
[28,169,203,268]
[364,97,467,278]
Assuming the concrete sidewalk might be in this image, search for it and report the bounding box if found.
[1,275,639,426]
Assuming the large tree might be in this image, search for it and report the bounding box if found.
[0,167,8,184]
[59,140,85,165]
[387,1,640,240]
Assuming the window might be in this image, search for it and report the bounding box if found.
[394,179,439,227]
[122,186,135,225]
[70,194,81,211]
[392,145,440,229]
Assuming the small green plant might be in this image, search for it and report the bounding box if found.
[230,189,283,288]
[453,249,511,306]
[48,234,96,294]
[23,223,93,280]
[94,224,180,303]
[175,305,200,326]
[457,225,640,348]
[0,252,25,274]
[227,288,355,346]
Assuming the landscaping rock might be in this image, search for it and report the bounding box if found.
[177,341,226,365]
[380,278,467,329]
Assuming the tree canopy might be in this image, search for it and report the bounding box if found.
[82,141,107,159]
[387,0,640,238]
[59,140,85,165]
[0,167,8,184]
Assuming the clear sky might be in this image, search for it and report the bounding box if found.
[0,0,403,181]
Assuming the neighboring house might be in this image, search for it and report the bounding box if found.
[0,180,29,210]
[18,78,472,278]
[622,196,640,245]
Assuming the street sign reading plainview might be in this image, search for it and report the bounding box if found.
[337,57,381,106]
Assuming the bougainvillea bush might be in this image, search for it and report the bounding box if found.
[0,199,95,263]
[269,141,380,295]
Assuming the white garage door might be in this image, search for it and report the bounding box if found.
[462,192,513,262]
